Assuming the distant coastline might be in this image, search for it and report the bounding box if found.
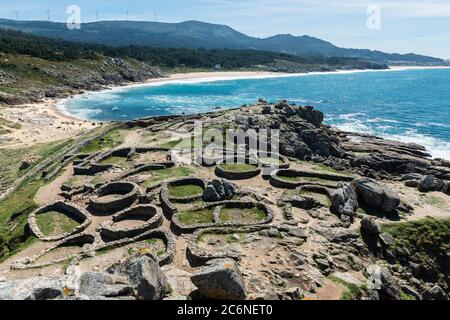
[57,65,450,119]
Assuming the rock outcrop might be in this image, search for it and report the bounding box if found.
[202,179,237,202]
[114,254,168,300]
[331,183,358,218]
[354,178,400,213]
[191,258,246,300]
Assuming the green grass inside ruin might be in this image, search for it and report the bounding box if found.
[328,276,362,300]
[259,157,282,166]
[277,174,338,186]
[299,190,332,207]
[79,128,128,153]
[221,163,258,172]
[197,232,248,245]
[178,208,215,225]
[35,211,81,237]
[219,206,266,223]
[311,163,353,176]
[99,156,129,167]
[144,166,194,185]
[168,184,203,198]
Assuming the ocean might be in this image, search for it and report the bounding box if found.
[61,68,450,160]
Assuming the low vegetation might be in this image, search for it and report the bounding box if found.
[35,211,80,237]
[144,166,194,185]
[0,138,76,262]
[0,29,386,70]
[299,190,332,207]
[382,217,450,287]
[219,206,266,223]
[79,127,128,153]
[178,208,215,225]
[329,276,362,300]
[168,184,203,198]
[221,163,258,172]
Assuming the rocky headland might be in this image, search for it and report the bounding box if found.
[0,99,449,300]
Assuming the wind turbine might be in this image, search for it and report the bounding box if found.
[126,10,129,21]
[45,10,50,21]
[13,11,20,21]
[95,11,99,22]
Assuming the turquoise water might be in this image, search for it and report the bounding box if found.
[62,68,450,159]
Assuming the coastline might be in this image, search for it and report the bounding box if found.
[2,65,449,149]
[54,65,450,121]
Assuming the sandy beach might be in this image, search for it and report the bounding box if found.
[1,66,449,148]
[0,99,100,148]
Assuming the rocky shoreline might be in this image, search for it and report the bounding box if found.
[0,56,164,106]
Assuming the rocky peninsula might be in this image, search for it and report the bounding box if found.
[0,99,449,301]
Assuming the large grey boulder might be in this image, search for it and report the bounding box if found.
[0,276,67,300]
[191,258,246,300]
[360,216,381,235]
[331,183,358,217]
[202,179,237,202]
[418,175,444,192]
[354,178,400,213]
[118,254,168,300]
[78,272,133,298]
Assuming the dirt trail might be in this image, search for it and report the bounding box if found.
[34,165,73,205]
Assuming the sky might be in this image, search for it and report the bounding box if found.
[1,0,449,59]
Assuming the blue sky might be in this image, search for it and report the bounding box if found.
[1,0,449,59]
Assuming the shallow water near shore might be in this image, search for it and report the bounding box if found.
[62,68,450,160]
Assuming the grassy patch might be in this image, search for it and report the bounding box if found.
[178,208,214,225]
[400,290,416,300]
[424,195,448,210]
[278,174,338,186]
[221,163,258,172]
[259,157,282,166]
[143,166,194,185]
[35,211,80,237]
[312,163,353,176]
[299,190,332,207]
[329,276,361,300]
[64,175,90,188]
[382,217,450,285]
[219,206,266,223]
[0,139,75,261]
[0,139,73,188]
[168,184,203,198]
[0,176,43,262]
[79,128,128,153]
[99,156,129,167]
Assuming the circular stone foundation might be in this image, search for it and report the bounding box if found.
[89,181,140,214]
[100,204,163,241]
[172,200,273,233]
[165,178,206,202]
[28,201,92,242]
[270,168,354,189]
[215,157,261,180]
